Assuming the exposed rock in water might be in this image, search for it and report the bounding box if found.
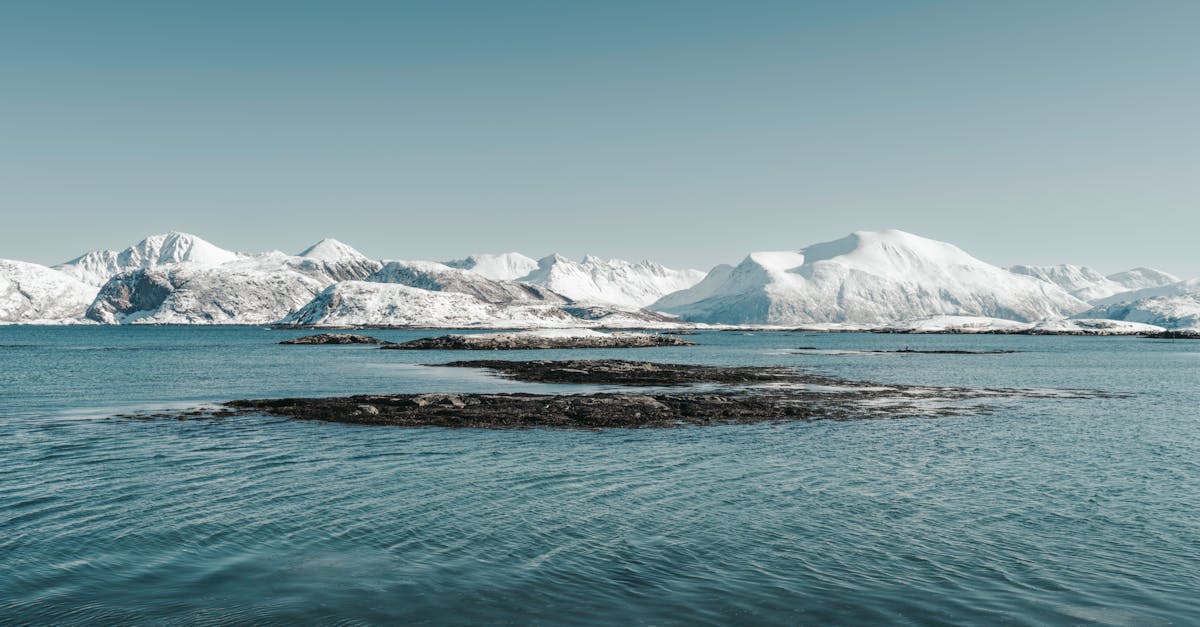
[383,331,696,351]
[225,391,842,428]
[279,333,394,345]
[1141,330,1200,339]
[437,359,810,386]
[121,360,1125,430]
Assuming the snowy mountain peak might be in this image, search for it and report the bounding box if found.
[654,230,1089,325]
[538,253,574,266]
[298,238,371,263]
[1009,264,1125,302]
[1009,264,1180,303]
[521,254,706,308]
[1106,267,1179,291]
[745,251,806,272]
[56,232,240,286]
[443,252,539,281]
[127,232,240,268]
[799,229,979,276]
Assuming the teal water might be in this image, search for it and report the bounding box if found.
[1,327,1197,625]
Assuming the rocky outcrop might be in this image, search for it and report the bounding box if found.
[279,333,393,345]
[192,360,1119,429]
[383,331,695,350]
[85,269,178,323]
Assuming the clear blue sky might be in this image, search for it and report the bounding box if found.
[2,1,1197,276]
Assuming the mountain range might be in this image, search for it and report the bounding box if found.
[1,230,1194,331]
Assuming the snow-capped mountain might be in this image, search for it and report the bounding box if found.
[651,263,735,311]
[8,228,1193,329]
[443,253,539,282]
[1009,264,1178,302]
[281,281,673,328]
[56,232,241,286]
[86,252,339,324]
[654,230,1090,325]
[368,260,567,304]
[1080,279,1200,330]
[0,260,98,323]
[296,238,383,281]
[518,254,706,309]
[1106,267,1181,292]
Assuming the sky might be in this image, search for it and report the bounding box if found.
[2,1,1198,276]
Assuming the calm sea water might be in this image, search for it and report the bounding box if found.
[1,326,1197,625]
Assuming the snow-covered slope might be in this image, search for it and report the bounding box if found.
[283,282,568,328]
[651,263,735,311]
[1009,264,1179,302]
[56,232,241,286]
[444,253,539,281]
[1080,279,1200,330]
[368,260,566,304]
[86,252,338,324]
[1008,264,1128,302]
[1106,267,1180,292]
[0,260,98,323]
[654,230,1090,325]
[282,281,668,328]
[297,238,383,281]
[859,315,1164,335]
[518,255,705,308]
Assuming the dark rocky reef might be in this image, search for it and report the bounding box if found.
[279,333,394,345]
[123,360,1124,430]
[224,391,852,429]
[437,359,810,386]
[1141,330,1200,339]
[383,333,695,351]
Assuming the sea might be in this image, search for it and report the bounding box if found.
[1,326,1197,625]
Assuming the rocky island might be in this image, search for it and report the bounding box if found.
[381,329,696,350]
[279,333,394,345]
[125,359,1119,430]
